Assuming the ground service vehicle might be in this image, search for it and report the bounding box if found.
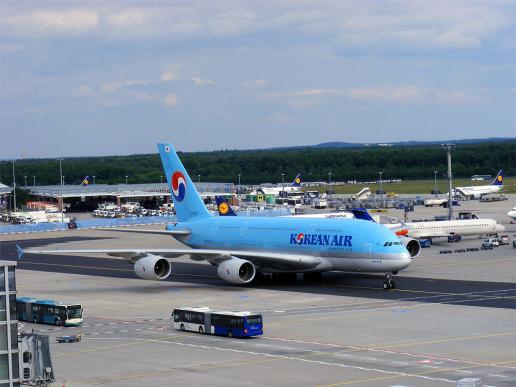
[56,335,81,343]
[17,298,83,326]
[172,307,263,338]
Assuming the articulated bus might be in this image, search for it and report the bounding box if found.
[172,307,263,338]
[17,297,83,326]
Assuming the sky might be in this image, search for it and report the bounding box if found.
[0,0,515,159]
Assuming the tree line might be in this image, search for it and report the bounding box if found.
[1,141,514,186]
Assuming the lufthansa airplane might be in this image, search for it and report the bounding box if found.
[455,170,504,199]
[20,143,412,289]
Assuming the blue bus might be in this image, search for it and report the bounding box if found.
[17,297,83,326]
[172,307,263,338]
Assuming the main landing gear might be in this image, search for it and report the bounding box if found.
[383,273,396,290]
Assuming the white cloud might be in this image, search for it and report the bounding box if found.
[164,93,178,106]
[72,85,95,98]
[3,9,98,37]
[100,80,148,93]
[161,65,180,82]
[347,86,422,101]
[0,2,511,51]
[192,76,215,87]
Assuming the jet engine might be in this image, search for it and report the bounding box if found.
[134,254,172,280]
[399,237,421,258]
[217,258,256,284]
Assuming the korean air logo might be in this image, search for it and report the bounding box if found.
[219,202,229,215]
[295,233,304,244]
[164,145,171,153]
[497,175,502,182]
[171,171,186,202]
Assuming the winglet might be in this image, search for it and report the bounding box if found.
[16,244,24,260]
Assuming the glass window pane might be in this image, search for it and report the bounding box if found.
[0,354,7,380]
[0,268,4,292]
[7,267,15,291]
[10,323,18,350]
[0,325,7,351]
[9,295,16,319]
[0,296,6,321]
[11,353,19,379]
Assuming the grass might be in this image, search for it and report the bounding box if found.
[304,177,516,195]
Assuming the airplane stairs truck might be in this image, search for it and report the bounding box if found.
[352,187,371,201]
[19,142,412,290]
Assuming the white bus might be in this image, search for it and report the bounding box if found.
[172,307,263,338]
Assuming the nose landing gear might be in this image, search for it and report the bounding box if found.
[383,273,396,290]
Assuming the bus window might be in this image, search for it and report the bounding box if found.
[246,316,262,325]
[67,305,82,320]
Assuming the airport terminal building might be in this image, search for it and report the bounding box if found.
[0,261,20,386]
[26,182,234,212]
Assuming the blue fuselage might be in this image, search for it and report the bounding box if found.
[167,216,412,273]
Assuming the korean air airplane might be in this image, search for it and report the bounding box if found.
[20,143,412,289]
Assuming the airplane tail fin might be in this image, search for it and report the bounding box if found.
[349,208,375,222]
[291,174,302,187]
[492,170,503,186]
[81,176,90,186]
[157,143,211,222]
[215,196,237,216]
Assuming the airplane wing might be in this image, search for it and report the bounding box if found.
[19,246,322,270]
[97,228,190,237]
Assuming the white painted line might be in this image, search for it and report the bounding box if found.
[334,354,351,357]
[487,374,507,378]
[105,331,113,334]
[391,361,409,365]
[360,357,378,361]
[120,330,128,333]
[456,370,473,374]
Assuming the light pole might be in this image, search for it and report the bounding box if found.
[379,171,383,205]
[441,144,456,220]
[281,173,285,195]
[12,161,16,211]
[125,175,128,185]
[93,175,96,185]
[238,174,241,195]
[24,175,27,188]
[160,175,163,184]
[197,174,201,184]
[58,158,64,222]
[33,176,36,187]
[328,172,332,197]
[433,170,438,198]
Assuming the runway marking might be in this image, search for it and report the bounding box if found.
[488,374,507,378]
[147,338,456,384]
[262,334,516,369]
[416,258,516,269]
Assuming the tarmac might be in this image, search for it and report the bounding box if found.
[1,196,515,386]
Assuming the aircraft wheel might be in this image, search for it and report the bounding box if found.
[383,281,390,290]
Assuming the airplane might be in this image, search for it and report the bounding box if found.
[215,196,354,219]
[351,208,505,240]
[250,174,302,196]
[507,207,516,223]
[454,170,504,199]
[19,143,412,290]
[215,196,421,258]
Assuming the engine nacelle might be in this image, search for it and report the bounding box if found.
[134,254,172,280]
[217,258,256,284]
[399,236,421,258]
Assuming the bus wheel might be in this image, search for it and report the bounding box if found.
[180,324,185,331]
[199,326,204,334]
[228,331,233,338]
[32,317,38,324]
[55,318,61,326]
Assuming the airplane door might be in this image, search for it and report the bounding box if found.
[240,222,249,236]
[363,243,372,258]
